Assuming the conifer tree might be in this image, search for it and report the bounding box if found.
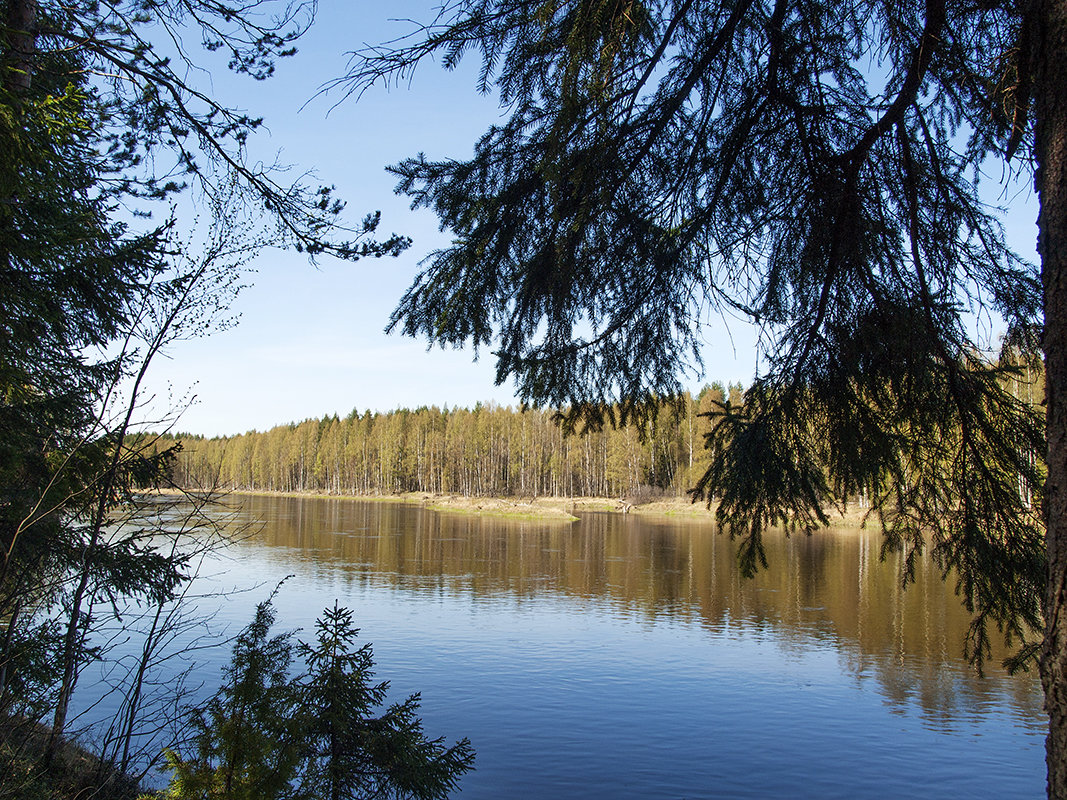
[159,599,475,800]
[0,0,408,785]
[339,1,1066,795]
[160,601,305,800]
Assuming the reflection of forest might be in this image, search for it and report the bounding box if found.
[231,495,1043,723]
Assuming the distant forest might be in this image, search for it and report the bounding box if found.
[155,384,746,499]
[157,349,1044,504]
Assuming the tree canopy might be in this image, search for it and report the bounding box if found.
[343,1,1066,796]
[355,0,1036,407]
[349,0,1042,657]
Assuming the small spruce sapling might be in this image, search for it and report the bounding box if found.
[156,599,474,800]
[159,599,304,800]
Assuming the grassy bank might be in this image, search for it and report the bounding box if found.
[0,717,142,800]
[163,489,868,527]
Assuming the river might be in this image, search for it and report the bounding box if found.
[102,494,1049,798]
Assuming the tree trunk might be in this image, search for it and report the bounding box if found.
[1037,0,1067,797]
[3,0,36,93]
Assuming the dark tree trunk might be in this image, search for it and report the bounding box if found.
[1037,0,1067,797]
[3,0,36,93]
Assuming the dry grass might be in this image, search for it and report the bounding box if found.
[155,487,869,528]
[0,716,141,800]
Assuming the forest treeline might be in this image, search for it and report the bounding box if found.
[158,349,1045,507]
[157,384,745,499]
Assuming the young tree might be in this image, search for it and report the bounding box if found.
[159,599,475,800]
[338,1,1065,796]
[297,603,474,800]
[158,600,306,800]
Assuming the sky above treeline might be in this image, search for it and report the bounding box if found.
[143,2,1038,439]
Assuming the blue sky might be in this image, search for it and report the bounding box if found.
[144,2,761,437]
[142,2,1037,438]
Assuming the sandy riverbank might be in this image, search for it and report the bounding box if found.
[156,488,869,526]
[414,493,868,526]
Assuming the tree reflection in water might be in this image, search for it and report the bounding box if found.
[224,494,1043,726]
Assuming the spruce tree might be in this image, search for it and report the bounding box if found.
[340,1,1067,795]
[0,0,409,783]
[159,599,475,800]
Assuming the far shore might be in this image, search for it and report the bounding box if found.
[150,487,869,526]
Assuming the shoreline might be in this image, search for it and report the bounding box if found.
[152,488,869,526]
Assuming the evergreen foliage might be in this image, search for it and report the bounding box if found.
[339,1,1067,794]
[341,0,1045,663]
[0,1,411,795]
[161,601,304,800]
[157,599,475,800]
[0,4,187,758]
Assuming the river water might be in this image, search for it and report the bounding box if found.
[127,494,1048,798]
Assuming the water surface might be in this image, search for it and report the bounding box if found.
[155,496,1047,798]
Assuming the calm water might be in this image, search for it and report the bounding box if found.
[116,495,1049,798]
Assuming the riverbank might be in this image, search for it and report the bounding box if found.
[0,716,141,800]
[157,488,869,526]
[401,492,867,526]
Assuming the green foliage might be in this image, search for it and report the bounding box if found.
[156,391,727,499]
[0,15,178,742]
[1,1,411,791]
[340,0,1045,672]
[297,604,473,800]
[346,1,1035,416]
[694,355,1045,668]
[158,600,474,800]
[160,601,304,800]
